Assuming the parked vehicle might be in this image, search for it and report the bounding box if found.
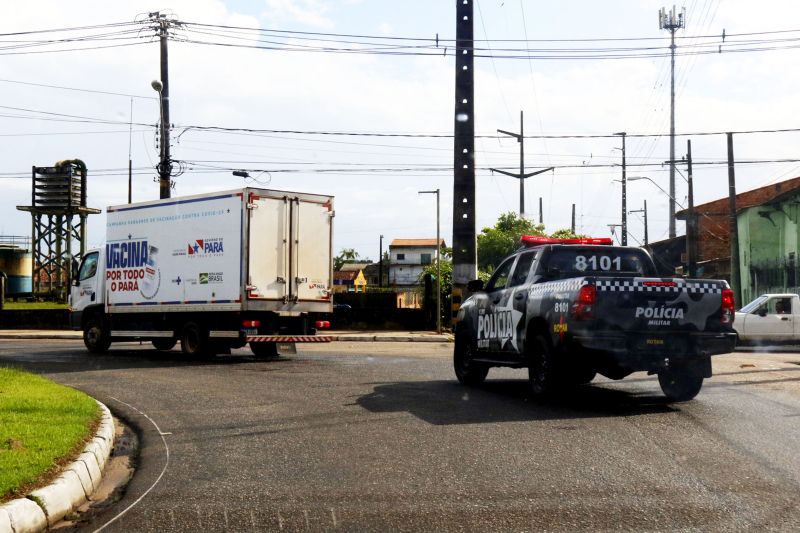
[69,188,334,357]
[454,236,737,401]
[734,293,800,344]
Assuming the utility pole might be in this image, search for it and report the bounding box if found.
[452,0,476,321]
[686,139,696,277]
[419,189,441,334]
[615,132,627,245]
[659,5,684,239]
[379,235,384,288]
[492,111,555,216]
[727,133,741,306]
[630,200,648,245]
[538,197,543,224]
[128,98,133,203]
[150,12,173,199]
[571,204,576,233]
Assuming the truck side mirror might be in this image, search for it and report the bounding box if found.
[467,279,484,292]
[757,307,767,317]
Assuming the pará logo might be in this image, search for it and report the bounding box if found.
[187,238,224,256]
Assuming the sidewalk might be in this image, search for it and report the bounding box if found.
[0,329,454,343]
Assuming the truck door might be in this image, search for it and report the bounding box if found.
[247,195,290,301]
[475,256,516,354]
[71,251,101,317]
[744,296,794,342]
[290,198,333,302]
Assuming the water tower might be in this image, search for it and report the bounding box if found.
[16,160,100,301]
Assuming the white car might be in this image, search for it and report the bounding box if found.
[734,294,800,345]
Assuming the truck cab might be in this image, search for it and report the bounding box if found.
[69,248,104,330]
[734,293,800,344]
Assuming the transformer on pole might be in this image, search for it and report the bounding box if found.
[16,160,100,301]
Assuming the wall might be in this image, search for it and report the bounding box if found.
[389,246,436,287]
[738,196,800,303]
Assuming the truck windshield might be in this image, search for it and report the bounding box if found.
[546,247,655,278]
[739,295,768,313]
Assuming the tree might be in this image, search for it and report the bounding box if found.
[477,212,544,272]
[549,228,587,239]
[333,248,360,271]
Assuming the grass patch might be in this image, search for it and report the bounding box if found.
[0,367,100,502]
[1,301,68,310]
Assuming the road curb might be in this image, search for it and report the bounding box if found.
[0,400,115,532]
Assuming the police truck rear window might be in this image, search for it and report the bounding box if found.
[548,248,655,278]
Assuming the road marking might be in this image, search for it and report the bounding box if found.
[92,397,171,533]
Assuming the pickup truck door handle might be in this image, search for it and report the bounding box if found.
[781,316,790,321]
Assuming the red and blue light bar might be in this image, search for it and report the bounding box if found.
[520,235,614,246]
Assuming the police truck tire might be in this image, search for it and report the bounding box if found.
[152,338,177,351]
[454,335,489,386]
[83,317,111,354]
[658,368,703,402]
[181,322,212,357]
[527,334,559,397]
[250,342,279,359]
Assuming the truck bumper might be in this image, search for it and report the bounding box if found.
[571,331,736,373]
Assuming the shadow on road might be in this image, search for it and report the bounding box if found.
[0,344,302,375]
[356,379,676,425]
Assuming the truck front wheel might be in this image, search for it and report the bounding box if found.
[152,338,177,351]
[83,316,111,354]
[453,335,488,385]
[658,367,703,402]
[527,334,559,397]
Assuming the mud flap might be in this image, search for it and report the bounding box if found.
[277,342,297,355]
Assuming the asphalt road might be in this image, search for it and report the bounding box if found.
[2,340,800,532]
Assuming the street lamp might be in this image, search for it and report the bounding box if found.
[151,79,171,199]
[419,189,441,334]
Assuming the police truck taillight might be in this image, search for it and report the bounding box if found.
[721,289,735,324]
[571,284,596,320]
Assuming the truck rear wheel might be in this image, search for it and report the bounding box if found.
[83,316,111,354]
[250,342,279,359]
[454,334,488,386]
[152,338,177,351]
[527,334,559,397]
[658,367,703,402]
[181,322,212,358]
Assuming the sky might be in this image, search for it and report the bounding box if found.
[2,0,800,261]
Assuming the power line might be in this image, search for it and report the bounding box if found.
[0,78,156,99]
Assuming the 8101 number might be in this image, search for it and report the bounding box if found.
[575,255,621,271]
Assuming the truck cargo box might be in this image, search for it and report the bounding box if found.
[103,188,333,315]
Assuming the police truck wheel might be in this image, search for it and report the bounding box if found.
[527,334,559,397]
[181,322,211,357]
[453,335,488,385]
[658,367,703,402]
[83,317,111,354]
[250,342,279,359]
[152,337,177,351]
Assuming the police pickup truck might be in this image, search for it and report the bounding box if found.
[454,236,737,401]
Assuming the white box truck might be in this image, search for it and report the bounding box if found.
[69,188,334,357]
